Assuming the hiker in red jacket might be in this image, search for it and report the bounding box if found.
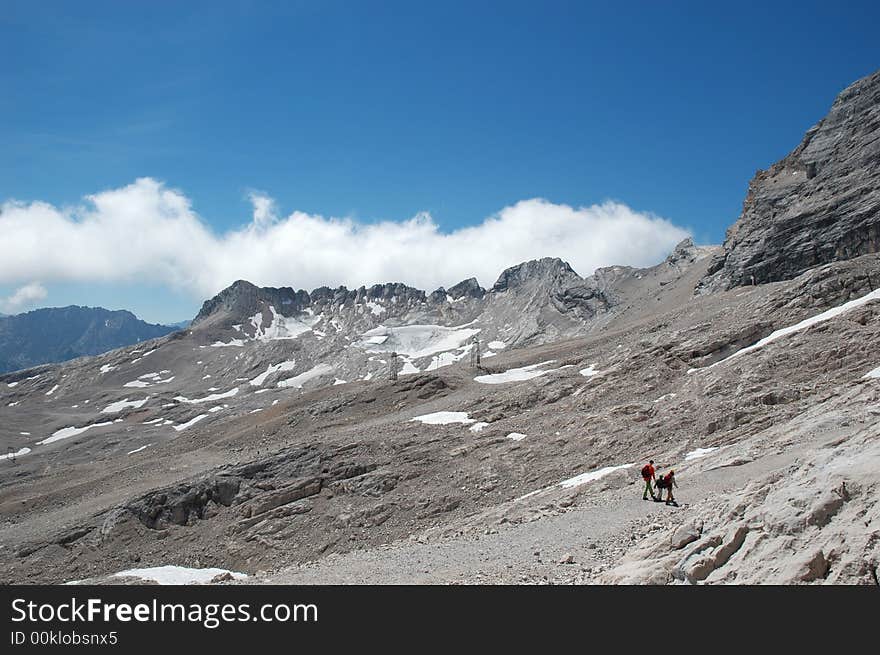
[663,470,679,506]
[641,460,657,500]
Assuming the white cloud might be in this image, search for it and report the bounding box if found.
[1,282,48,313]
[0,177,691,300]
[247,191,278,229]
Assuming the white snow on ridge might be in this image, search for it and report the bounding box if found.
[173,414,208,431]
[684,447,720,461]
[365,301,385,316]
[100,364,117,374]
[426,344,473,371]
[127,444,151,455]
[250,360,297,386]
[358,323,480,359]
[277,363,334,389]
[488,341,506,350]
[130,349,156,364]
[411,411,474,425]
[111,566,247,585]
[175,388,239,404]
[474,361,557,384]
[695,289,880,372]
[102,396,150,414]
[251,305,317,341]
[559,463,634,489]
[579,364,601,377]
[469,422,489,433]
[211,338,245,347]
[515,463,635,502]
[507,432,526,441]
[45,384,59,396]
[0,447,31,460]
[39,421,115,445]
[124,373,174,388]
[399,359,420,375]
[863,366,880,379]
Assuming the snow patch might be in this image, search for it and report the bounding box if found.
[127,444,151,455]
[474,361,557,384]
[696,289,880,372]
[488,341,507,350]
[506,432,526,441]
[102,396,150,414]
[175,388,239,404]
[863,365,880,379]
[558,463,634,489]
[684,447,720,461]
[579,364,600,377]
[111,566,247,585]
[249,305,317,341]
[250,360,297,386]
[211,338,246,347]
[173,414,208,431]
[357,323,480,359]
[1,447,30,460]
[277,363,334,389]
[39,421,115,445]
[411,411,474,425]
[100,364,117,374]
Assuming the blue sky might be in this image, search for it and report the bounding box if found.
[1,1,879,323]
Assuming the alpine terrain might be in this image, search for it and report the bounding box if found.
[1,70,878,586]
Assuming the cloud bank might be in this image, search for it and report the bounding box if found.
[1,282,48,313]
[0,178,690,300]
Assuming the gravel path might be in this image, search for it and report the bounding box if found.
[260,448,791,584]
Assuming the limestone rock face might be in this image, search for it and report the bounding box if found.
[700,69,880,292]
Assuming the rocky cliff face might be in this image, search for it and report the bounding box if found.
[699,69,880,292]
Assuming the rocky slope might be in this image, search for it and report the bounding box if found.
[0,306,178,374]
[700,69,880,292]
[1,72,878,587]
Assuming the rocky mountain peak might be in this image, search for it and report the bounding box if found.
[193,280,308,326]
[699,68,880,293]
[447,277,486,300]
[492,257,581,292]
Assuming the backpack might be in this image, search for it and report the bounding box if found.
[641,465,651,480]
[656,475,667,489]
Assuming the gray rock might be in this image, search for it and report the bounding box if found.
[699,69,880,292]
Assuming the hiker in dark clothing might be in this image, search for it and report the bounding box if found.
[663,470,678,506]
[641,460,657,500]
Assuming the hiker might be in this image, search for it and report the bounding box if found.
[641,460,657,500]
[654,470,666,502]
[663,470,678,506]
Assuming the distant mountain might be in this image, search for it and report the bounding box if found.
[0,306,179,373]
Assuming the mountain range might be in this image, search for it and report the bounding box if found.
[0,69,878,586]
[0,306,180,374]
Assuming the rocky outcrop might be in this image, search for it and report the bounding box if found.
[193,280,309,325]
[700,69,880,293]
[492,258,582,293]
